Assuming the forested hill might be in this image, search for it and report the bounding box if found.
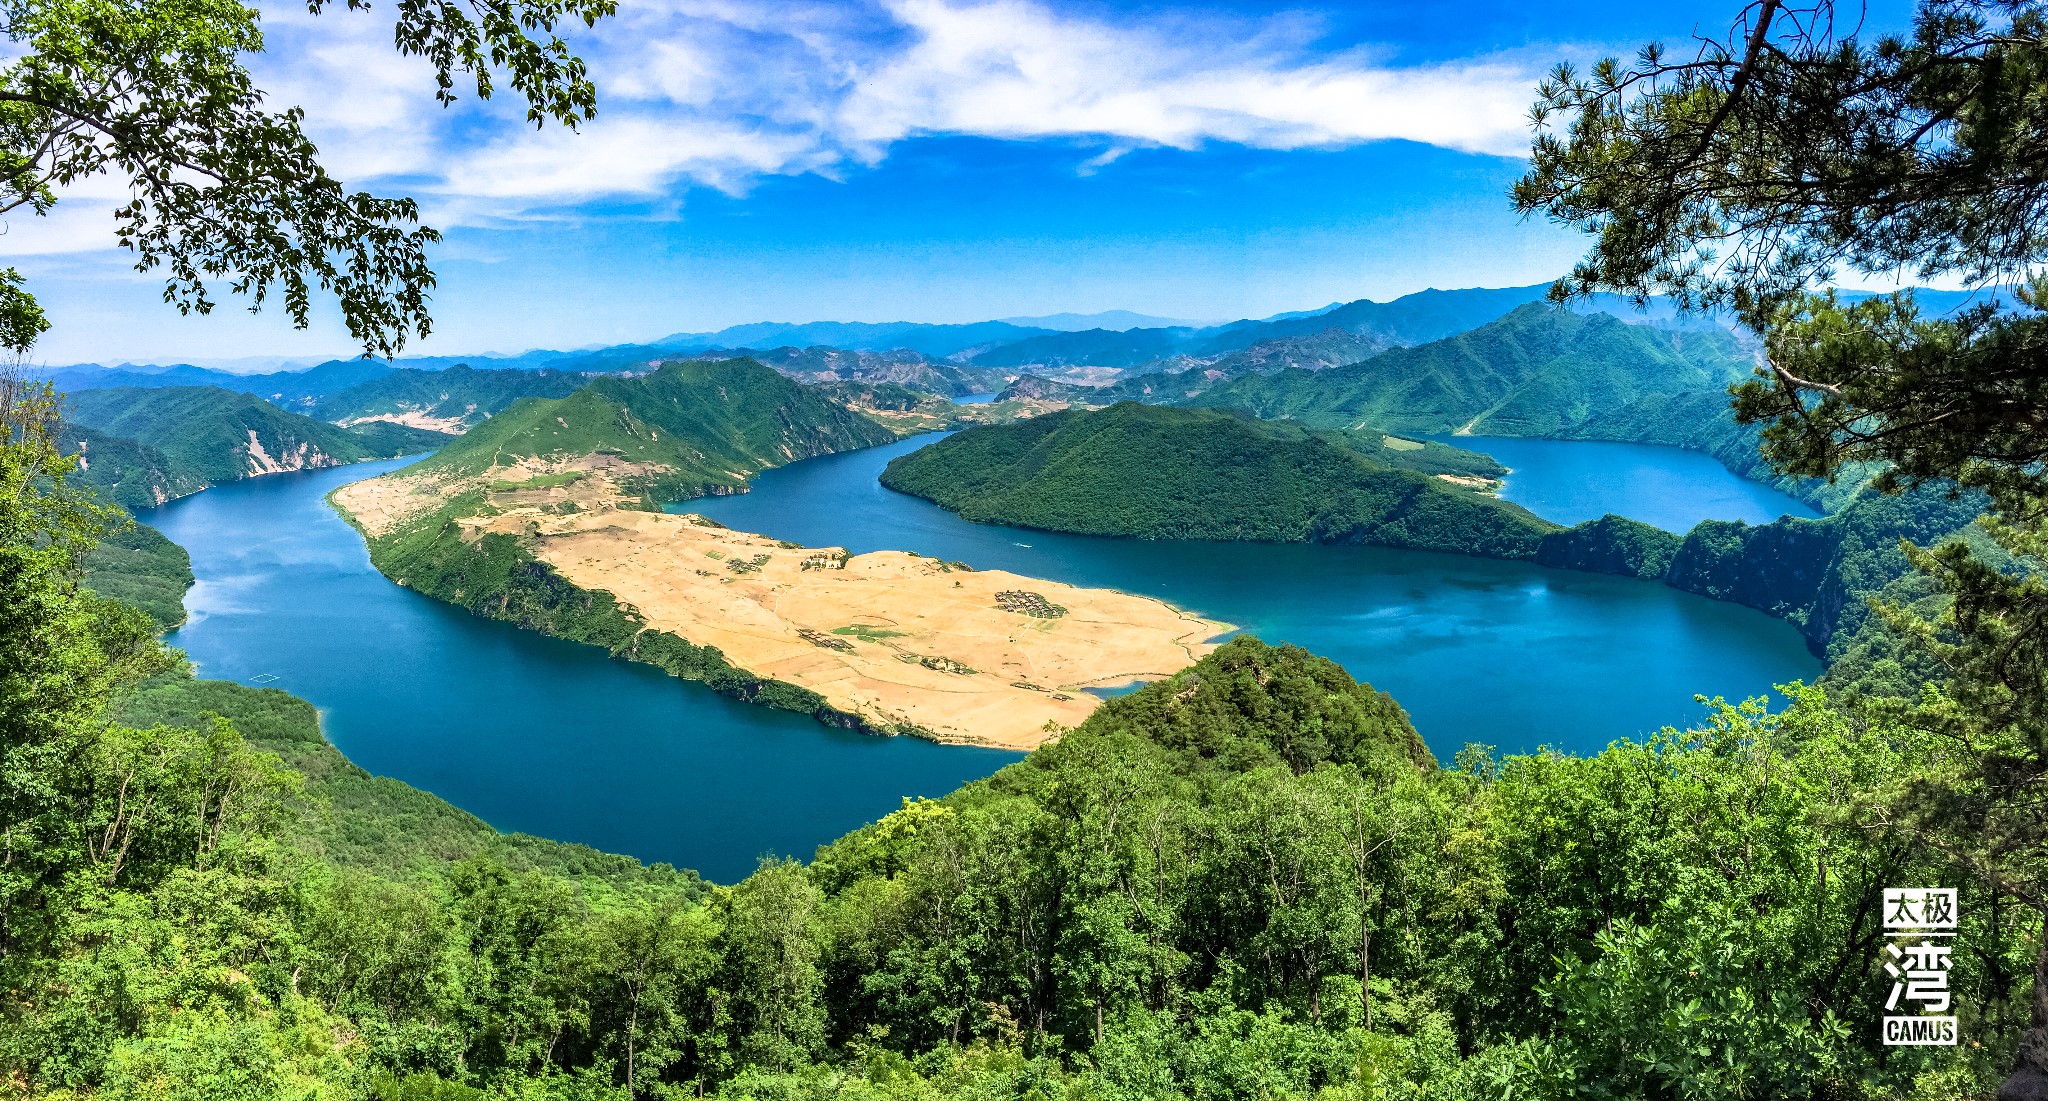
[313,365,591,432]
[418,357,899,499]
[879,403,1560,559]
[1186,302,1754,436]
[80,520,194,629]
[1174,303,1856,506]
[700,345,1014,397]
[57,386,440,507]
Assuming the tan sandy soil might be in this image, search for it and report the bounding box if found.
[956,398,1071,424]
[333,460,1228,750]
[1434,473,1502,493]
[331,453,664,538]
[338,409,474,434]
[840,406,953,434]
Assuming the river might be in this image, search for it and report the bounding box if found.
[147,434,1822,881]
[1447,435,1822,530]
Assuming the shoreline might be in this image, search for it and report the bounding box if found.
[331,458,1231,751]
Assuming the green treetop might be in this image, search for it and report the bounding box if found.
[1516,1,2048,1091]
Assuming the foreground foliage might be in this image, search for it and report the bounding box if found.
[3,362,2035,1096]
[0,0,612,356]
[1518,0,2048,1089]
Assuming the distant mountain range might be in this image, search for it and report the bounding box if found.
[997,310,1213,330]
[36,281,2022,520]
[37,284,1564,387]
[44,282,2023,394]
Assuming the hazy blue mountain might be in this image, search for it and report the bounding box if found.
[1192,284,1555,352]
[1254,301,1345,322]
[955,285,1555,370]
[997,310,1210,330]
[961,326,1201,368]
[697,345,1014,396]
[46,360,399,409]
[650,320,1057,359]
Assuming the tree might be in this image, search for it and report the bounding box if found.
[1515,2,2048,1093]
[0,0,614,357]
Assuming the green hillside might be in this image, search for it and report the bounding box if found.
[314,364,591,430]
[115,673,705,901]
[1665,486,1986,658]
[1174,304,1867,507]
[56,421,205,508]
[879,403,1560,558]
[59,385,429,501]
[1534,514,1683,579]
[337,419,459,455]
[80,519,194,628]
[10,362,2024,1098]
[419,357,899,499]
[1190,303,1755,435]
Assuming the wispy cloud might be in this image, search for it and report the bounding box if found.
[838,1,1534,157]
[26,0,1544,247]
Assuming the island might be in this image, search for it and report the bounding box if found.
[878,401,1562,559]
[331,359,1230,749]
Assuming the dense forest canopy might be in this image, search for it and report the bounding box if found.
[3,362,2031,1094]
[2,0,2046,1094]
[877,403,1558,559]
[1518,0,2048,1093]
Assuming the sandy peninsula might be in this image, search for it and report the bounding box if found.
[334,458,1229,750]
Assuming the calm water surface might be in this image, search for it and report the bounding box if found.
[145,435,1824,881]
[690,436,1822,754]
[145,459,1017,883]
[1443,435,1823,531]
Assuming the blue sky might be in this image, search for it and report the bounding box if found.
[16,0,1918,365]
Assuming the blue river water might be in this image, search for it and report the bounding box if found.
[145,434,1822,881]
[1445,435,1822,531]
[145,460,1017,883]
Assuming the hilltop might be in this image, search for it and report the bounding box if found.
[313,364,593,431]
[1186,303,1756,434]
[411,357,899,500]
[58,385,437,507]
[699,345,1013,397]
[879,403,1558,558]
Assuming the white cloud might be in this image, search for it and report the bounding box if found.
[0,176,126,256]
[839,0,1533,156]
[14,0,1545,248]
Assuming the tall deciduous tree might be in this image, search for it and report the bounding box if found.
[1515,2,2048,1094]
[0,0,613,357]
